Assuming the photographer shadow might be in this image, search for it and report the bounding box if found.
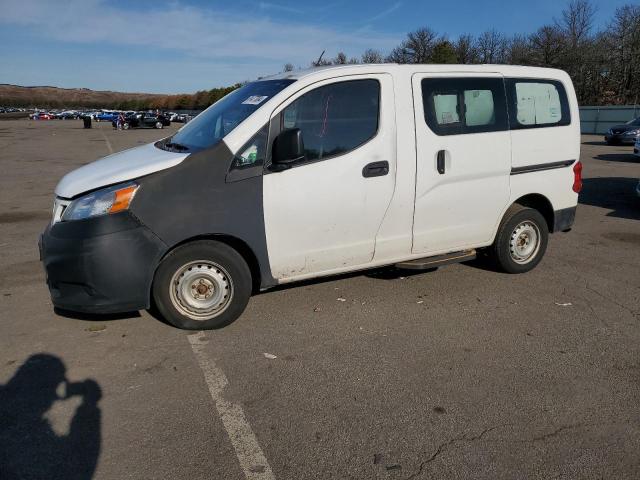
[0,354,101,480]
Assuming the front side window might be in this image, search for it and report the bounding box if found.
[281,79,380,161]
[168,79,295,151]
[505,79,570,128]
[232,125,268,170]
[422,77,507,135]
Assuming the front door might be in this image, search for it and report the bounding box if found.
[264,74,396,281]
[411,73,511,255]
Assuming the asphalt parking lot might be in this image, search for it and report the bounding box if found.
[1,119,639,480]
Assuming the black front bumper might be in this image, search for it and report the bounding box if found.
[40,212,167,314]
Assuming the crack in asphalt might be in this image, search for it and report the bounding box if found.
[530,422,588,442]
[585,284,640,319]
[401,424,510,480]
[401,422,597,479]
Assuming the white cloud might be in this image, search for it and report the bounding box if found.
[365,2,403,23]
[258,1,305,14]
[0,0,400,69]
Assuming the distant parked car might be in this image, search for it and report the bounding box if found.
[57,111,79,120]
[604,117,640,145]
[112,112,170,129]
[172,113,190,123]
[30,112,53,120]
[95,111,119,122]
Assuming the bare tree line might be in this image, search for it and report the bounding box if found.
[287,1,640,105]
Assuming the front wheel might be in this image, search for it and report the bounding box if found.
[152,240,252,330]
[488,204,548,274]
[155,121,163,129]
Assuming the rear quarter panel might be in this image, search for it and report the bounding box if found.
[508,71,580,212]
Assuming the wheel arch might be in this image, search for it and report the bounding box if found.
[154,234,265,294]
[513,193,554,233]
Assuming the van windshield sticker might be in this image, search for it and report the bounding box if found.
[242,95,269,105]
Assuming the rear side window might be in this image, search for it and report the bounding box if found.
[281,79,380,161]
[505,79,570,129]
[421,77,508,135]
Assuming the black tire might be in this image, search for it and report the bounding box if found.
[152,240,252,330]
[489,204,549,274]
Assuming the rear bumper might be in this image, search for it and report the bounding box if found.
[553,206,576,233]
[40,212,167,314]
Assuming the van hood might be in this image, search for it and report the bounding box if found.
[55,142,189,198]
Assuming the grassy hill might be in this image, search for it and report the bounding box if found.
[0,84,166,109]
[0,83,240,110]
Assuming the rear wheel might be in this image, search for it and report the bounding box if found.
[152,241,252,330]
[155,121,163,129]
[488,204,548,274]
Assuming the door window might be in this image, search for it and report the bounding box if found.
[421,77,508,135]
[281,79,380,161]
[505,79,570,128]
[232,125,268,170]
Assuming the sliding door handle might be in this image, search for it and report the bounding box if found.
[437,150,446,174]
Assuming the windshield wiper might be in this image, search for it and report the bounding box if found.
[164,141,190,152]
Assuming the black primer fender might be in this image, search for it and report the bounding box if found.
[130,141,276,289]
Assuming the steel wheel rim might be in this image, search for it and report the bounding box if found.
[509,221,541,264]
[169,260,233,320]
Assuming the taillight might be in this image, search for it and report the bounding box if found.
[572,161,582,193]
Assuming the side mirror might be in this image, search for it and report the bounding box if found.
[271,128,305,168]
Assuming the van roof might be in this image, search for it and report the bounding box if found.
[264,63,569,81]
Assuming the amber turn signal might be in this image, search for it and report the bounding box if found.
[109,185,139,213]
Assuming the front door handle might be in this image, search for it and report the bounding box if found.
[437,150,446,174]
[362,161,389,178]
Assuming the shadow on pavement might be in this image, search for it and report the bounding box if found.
[579,177,640,220]
[0,354,101,480]
[53,307,141,321]
[594,153,639,164]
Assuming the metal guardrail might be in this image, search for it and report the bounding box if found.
[579,105,639,134]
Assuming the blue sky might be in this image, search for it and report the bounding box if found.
[0,0,631,93]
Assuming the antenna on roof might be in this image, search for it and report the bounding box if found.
[314,50,326,67]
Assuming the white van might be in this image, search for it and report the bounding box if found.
[40,64,582,329]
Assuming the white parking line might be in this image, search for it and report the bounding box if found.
[187,331,275,480]
[98,128,113,154]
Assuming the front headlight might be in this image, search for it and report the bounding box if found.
[624,129,640,136]
[61,182,139,222]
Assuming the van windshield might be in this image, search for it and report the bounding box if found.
[166,79,295,151]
